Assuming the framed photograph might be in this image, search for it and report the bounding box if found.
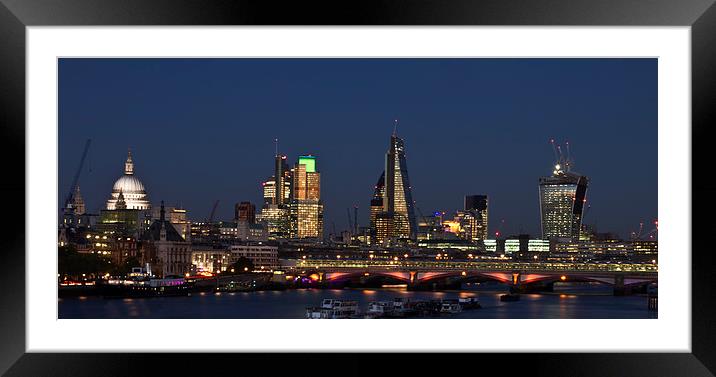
[2,0,714,375]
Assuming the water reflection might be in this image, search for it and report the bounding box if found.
[59,285,655,319]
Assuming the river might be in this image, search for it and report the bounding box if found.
[58,282,656,319]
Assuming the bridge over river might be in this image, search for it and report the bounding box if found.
[289,259,658,295]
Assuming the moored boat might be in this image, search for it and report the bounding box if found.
[500,293,521,302]
[306,299,360,318]
[440,300,463,314]
[365,301,396,318]
[98,276,189,298]
[458,296,482,309]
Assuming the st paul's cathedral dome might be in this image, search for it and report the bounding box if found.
[106,150,151,210]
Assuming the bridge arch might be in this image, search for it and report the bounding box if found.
[322,271,412,283]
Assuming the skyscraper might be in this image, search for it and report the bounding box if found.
[463,195,488,241]
[370,126,418,243]
[539,159,588,241]
[274,154,291,205]
[258,146,292,239]
[262,178,275,206]
[289,155,323,239]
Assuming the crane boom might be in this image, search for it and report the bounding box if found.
[549,139,560,165]
[416,207,430,226]
[208,200,220,223]
[556,145,564,165]
[64,138,91,208]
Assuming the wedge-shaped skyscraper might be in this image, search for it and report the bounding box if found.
[538,142,588,242]
[370,128,418,243]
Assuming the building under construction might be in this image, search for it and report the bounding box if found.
[538,139,589,242]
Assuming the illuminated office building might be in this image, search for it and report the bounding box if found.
[289,155,323,239]
[262,178,276,205]
[463,195,489,241]
[369,172,385,243]
[274,154,292,205]
[374,212,393,244]
[151,205,191,241]
[258,149,293,239]
[257,204,289,239]
[539,161,588,241]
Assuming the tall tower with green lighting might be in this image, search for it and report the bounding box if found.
[289,155,323,239]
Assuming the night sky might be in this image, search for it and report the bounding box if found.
[58,58,657,239]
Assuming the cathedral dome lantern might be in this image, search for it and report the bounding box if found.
[125,149,134,175]
[106,149,151,210]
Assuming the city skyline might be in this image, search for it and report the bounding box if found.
[59,58,657,238]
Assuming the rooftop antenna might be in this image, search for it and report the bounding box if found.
[274,138,279,156]
[565,140,573,172]
[393,119,399,136]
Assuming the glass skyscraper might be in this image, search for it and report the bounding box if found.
[370,131,418,243]
[463,195,489,241]
[258,152,292,239]
[539,164,588,241]
[289,155,323,239]
[369,172,385,243]
[274,154,291,205]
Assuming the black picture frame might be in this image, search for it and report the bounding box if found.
[1,1,714,375]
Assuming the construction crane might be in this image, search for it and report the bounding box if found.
[416,207,430,227]
[645,219,658,240]
[549,138,575,173]
[495,219,506,239]
[208,200,220,223]
[63,138,91,209]
[632,219,658,240]
[549,139,560,165]
[629,221,646,240]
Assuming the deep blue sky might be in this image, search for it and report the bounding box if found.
[59,58,657,238]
